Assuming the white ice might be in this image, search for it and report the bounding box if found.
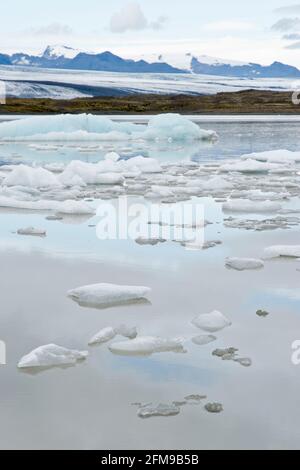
[192,310,232,333]
[68,283,151,308]
[18,344,88,368]
[225,257,264,271]
[109,336,186,356]
[88,325,138,346]
[263,245,300,259]
[223,199,282,213]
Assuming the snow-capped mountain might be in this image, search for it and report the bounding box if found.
[1,45,300,78]
[149,52,300,78]
[41,45,82,60]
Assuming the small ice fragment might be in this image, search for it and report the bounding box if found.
[88,327,116,346]
[184,395,207,404]
[212,348,239,359]
[234,357,252,367]
[135,237,166,246]
[109,336,185,356]
[68,283,151,308]
[256,309,270,317]
[263,245,300,259]
[138,403,180,419]
[205,403,223,414]
[192,311,231,333]
[17,227,46,237]
[45,215,63,221]
[18,344,88,369]
[192,335,217,346]
[225,257,264,271]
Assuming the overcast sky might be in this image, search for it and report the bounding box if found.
[3,1,300,66]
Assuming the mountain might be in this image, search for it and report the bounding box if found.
[190,55,300,78]
[2,46,300,78]
[4,46,185,74]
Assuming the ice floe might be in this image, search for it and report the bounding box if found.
[0,113,216,142]
[224,216,300,231]
[223,199,282,213]
[4,165,61,188]
[225,257,264,271]
[17,227,46,237]
[205,403,223,413]
[109,336,186,356]
[241,149,300,164]
[88,325,138,346]
[192,311,231,333]
[263,245,300,259]
[18,344,88,369]
[192,335,217,346]
[221,159,280,174]
[137,403,181,419]
[212,348,252,367]
[68,283,151,308]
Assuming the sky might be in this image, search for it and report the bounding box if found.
[2,1,300,66]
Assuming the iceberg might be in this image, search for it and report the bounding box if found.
[18,344,88,369]
[109,336,186,356]
[0,113,217,142]
[263,245,300,259]
[225,257,264,271]
[68,283,151,308]
[223,199,281,213]
[192,310,231,333]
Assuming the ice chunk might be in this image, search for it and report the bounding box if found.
[192,310,231,333]
[223,199,281,213]
[192,335,217,346]
[109,336,185,356]
[263,245,300,259]
[88,327,116,346]
[241,149,300,164]
[137,403,180,419]
[68,283,151,308]
[225,257,264,271]
[4,164,60,188]
[220,159,280,173]
[18,344,88,369]
[88,325,137,345]
[0,196,94,214]
[0,113,216,142]
[135,237,167,246]
[17,227,46,237]
[205,403,223,413]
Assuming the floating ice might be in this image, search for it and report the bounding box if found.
[256,309,270,317]
[109,336,185,356]
[88,327,116,346]
[4,164,60,188]
[137,403,180,419]
[223,199,281,213]
[192,311,231,333]
[263,245,300,259]
[0,113,216,142]
[135,237,167,246]
[0,196,94,214]
[225,257,264,271]
[68,283,151,308]
[17,227,46,237]
[220,159,280,173]
[205,403,223,413]
[88,325,138,345]
[18,344,88,369]
[192,335,217,346]
[241,149,300,164]
[224,216,300,231]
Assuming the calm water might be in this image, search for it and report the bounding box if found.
[0,121,300,449]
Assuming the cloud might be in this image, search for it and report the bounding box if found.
[274,4,300,15]
[204,20,254,33]
[110,2,167,33]
[283,32,300,39]
[285,40,300,48]
[271,17,300,32]
[30,23,73,36]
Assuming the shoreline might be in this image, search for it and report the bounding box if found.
[1,90,300,115]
